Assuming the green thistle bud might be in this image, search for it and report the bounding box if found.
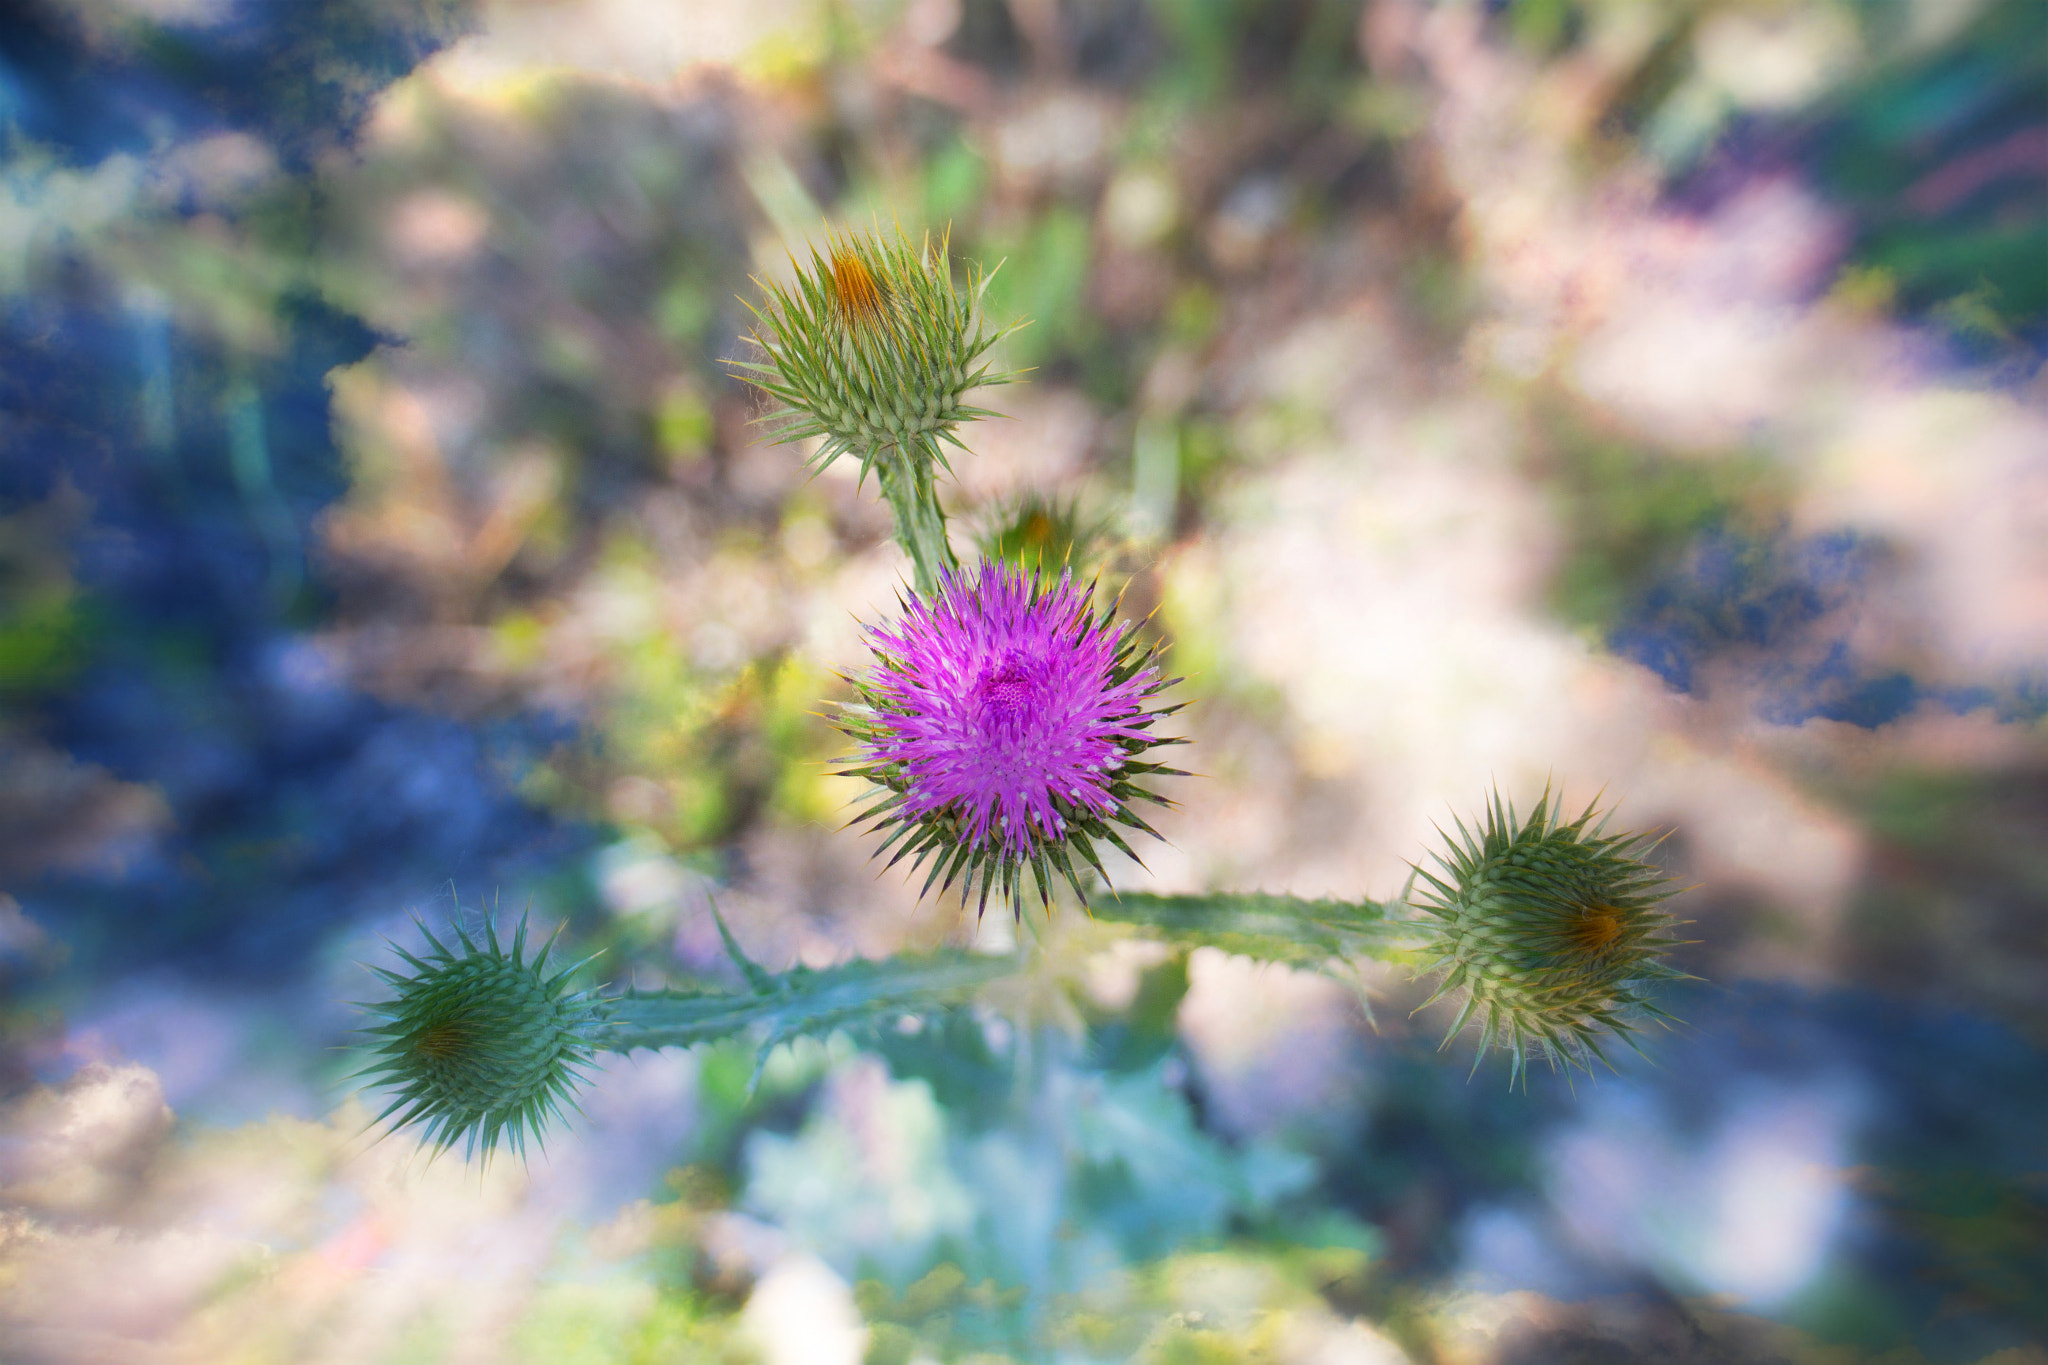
[1411,787,1689,1085]
[977,493,1107,578]
[355,919,600,1161]
[727,225,1021,485]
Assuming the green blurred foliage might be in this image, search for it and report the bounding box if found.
[1772,1262,1917,1359]
[981,207,1095,373]
[1149,0,1249,104]
[1075,950,1189,1073]
[1531,403,1790,637]
[1879,1167,2048,1338]
[636,919,1347,1363]
[508,1281,758,1365]
[1148,0,1365,107]
[1162,283,1223,350]
[976,495,1110,577]
[499,525,842,854]
[0,586,91,699]
[924,137,992,230]
[1826,765,2048,1041]
[859,1262,1030,1364]
[1809,0,2048,341]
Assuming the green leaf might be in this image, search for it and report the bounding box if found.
[592,948,1017,1065]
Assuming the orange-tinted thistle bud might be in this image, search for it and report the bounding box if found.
[1411,787,1691,1085]
[728,225,1020,487]
[828,245,887,324]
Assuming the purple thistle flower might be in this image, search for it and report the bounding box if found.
[840,561,1184,918]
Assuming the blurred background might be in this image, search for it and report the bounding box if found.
[2,0,2045,1361]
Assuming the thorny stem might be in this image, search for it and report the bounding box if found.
[589,951,1015,1054]
[876,447,958,596]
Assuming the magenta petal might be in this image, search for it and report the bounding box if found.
[858,563,1159,862]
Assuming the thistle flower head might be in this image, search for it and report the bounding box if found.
[838,561,1183,919]
[355,918,600,1161]
[728,224,1020,484]
[1411,787,1688,1085]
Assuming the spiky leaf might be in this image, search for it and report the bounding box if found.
[594,947,1016,1071]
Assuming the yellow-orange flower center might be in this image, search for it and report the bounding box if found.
[830,249,886,324]
[1564,901,1626,958]
[410,1017,477,1063]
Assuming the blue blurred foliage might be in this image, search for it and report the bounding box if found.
[1608,526,1926,726]
[0,0,470,169]
[0,0,590,998]
[1537,405,2043,728]
[1605,517,2043,728]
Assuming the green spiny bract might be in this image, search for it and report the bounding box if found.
[355,918,599,1161]
[1411,788,1688,1085]
[728,225,1020,486]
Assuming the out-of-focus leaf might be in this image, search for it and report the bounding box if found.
[872,1010,1015,1131]
[1081,950,1190,1074]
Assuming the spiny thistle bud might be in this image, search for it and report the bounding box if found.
[838,561,1184,920]
[1411,788,1688,1085]
[978,494,1106,578]
[728,225,1019,484]
[355,919,600,1160]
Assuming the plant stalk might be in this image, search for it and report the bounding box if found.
[876,446,957,596]
[589,949,1014,1053]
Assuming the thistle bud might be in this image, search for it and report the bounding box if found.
[977,494,1105,578]
[837,561,1185,920]
[355,919,599,1160]
[1411,788,1688,1084]
[728,225,1019,485]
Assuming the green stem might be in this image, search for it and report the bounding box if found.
[1094,892,1417,1030]
[875,447,958,596]
[589,949,1013,1054]
[1091,892,1412,966]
